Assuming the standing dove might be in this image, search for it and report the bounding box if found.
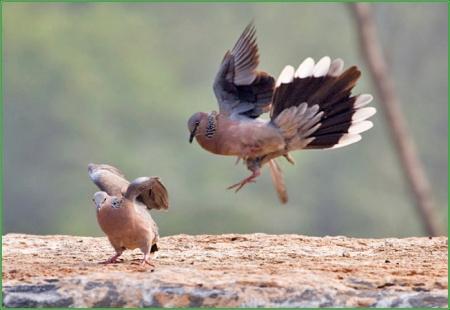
[187,23,376,203]
[88,163,169,266]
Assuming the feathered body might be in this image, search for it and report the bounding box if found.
[96,197,158,254]
[187,23,376,203]
[195,114,284,157]
[89,163,168,265]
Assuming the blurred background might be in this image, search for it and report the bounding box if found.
[4,3,448,237]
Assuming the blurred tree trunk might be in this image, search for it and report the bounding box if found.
[350,3,442,236]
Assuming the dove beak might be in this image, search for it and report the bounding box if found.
[92,198,101,211]
[189,126,198,143]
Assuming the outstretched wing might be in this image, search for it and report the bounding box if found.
[88,163,129,196]
[213,23,275,118]
[125,177,169,210]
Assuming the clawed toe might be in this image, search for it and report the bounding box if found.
[141,252,156,269]
[99,253,122,264]
[227,170,260,192]
[141,259,155,269]
[227,180,253,192]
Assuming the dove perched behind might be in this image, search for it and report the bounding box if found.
[187,23,376,203]
[88,163,169,266]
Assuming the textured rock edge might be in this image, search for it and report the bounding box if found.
[3,277,448,308]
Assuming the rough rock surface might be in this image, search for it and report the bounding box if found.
[2,233,448,307]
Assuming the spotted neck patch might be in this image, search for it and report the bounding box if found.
[205,112,217,139]
[111,198,123,209]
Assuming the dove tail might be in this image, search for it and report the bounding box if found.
[150,243,159,253]
[268,159,288,204]
[270,57,376,150]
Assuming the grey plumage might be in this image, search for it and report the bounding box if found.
[213,23,275,118]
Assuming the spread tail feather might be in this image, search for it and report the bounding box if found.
[271,57,375,150]
[268,159,288,204]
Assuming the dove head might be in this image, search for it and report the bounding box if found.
[93,191,109,211]
[187,112,208,143]
[93,191,123,212]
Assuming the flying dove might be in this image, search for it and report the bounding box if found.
[187,23,376,203]
[88,163,169,266]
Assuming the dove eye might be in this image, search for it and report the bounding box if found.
[103,198,106,203]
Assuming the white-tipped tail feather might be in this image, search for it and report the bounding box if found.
[354,94,374,108]
[295,57,315,78]
[328,58,344,77]
[271,57,376,151]
[293,56,334,79]
[312,56,331,77]
[348,120,374,134]
[352,107,377,122]
[276,65,295,87]
[331,134,362,149]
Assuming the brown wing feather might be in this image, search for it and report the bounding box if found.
[88,163,129,196]
[230,23,259,85]
[213,23,275,118]
[125,177,169,210]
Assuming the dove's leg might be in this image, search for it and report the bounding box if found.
[227,158,261,192]
[141,253,155,267]
[101,249,123,264]
[140,245,155,267]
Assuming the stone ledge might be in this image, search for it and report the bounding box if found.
[2,233,448,307]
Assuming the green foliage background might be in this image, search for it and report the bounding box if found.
[4,3,448,237]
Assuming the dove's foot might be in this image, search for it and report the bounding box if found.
[100,253,122,264]
[227,169,261,192]
[141,254,155,269]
